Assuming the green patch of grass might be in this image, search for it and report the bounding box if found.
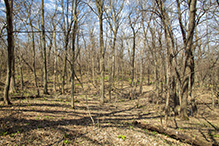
[104,76,108,80]
[37,125,41,128]
[152,131,158,135]
[17,75,21,79]
[144,129,148,133]
[17,131,20,134]
[178,128,185,132]
[118,99,125,102]
[75,140,83,144]
[44,97,47,100]
[63,140,71,144]
[9,133,15,137]
[75,83,80,86]
[130,126,133,129]
[0,131,7,136]
[162,133,169,137]
[46,107,49,110]
[35,118,39,120]
[214,134,219,138]
[117,135,126,141]
[64,133,69,138]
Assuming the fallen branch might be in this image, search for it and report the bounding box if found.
[133,121,212,146]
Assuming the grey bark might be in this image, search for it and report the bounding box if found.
[42,0,48,94]
[71,0,78,109]
[177,0,197,120]
[3,0,13,105]
[95,0,105,104]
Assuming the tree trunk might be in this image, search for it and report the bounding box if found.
[131,32,135,87]
[133,121,212,146]
[10,51,16,93]
[140,42,144,95]
[180,0,197,120]
[71,0,78,108]
[3,0,13,105]
[95,0,105,104]
[31,26,39,95]
[42,0,48,94]
[20,62,24,90]
[53,29,57,92]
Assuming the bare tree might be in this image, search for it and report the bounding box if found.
[3,0,13,105]
[95,0,105,104]
[70,0,78,109]
[41,0,48,94]
[104,0,124,100]
[128,9,140,87]
[176,0,197,119]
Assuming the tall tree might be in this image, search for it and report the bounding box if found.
[61,0,75,94]
[41,0,48,94]
[155,0,174,123]
[3,0,13,105]
[104,0,124,100]
[71,0,78,109]
[128,9,140,87]
[176,0,197,119]
[95,0,105,104]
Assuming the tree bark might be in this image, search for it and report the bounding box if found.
[180,0,197,119]
[95,0,105,104]
[3,0,13,105]
[71,0,77,109]
[42,0,48,94]
[133,121,212,146]
[53,28,57,92]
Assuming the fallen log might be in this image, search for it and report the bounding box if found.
[133,121,213,146]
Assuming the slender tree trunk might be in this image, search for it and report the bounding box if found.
[62,39,68,94]
[131,32,136,87]
[140,43,144,94]
[99,17,105,104]
[53,29,57,92]
[71,0,78,109]
[20,62,24,90]
[42,0,48,94]
[31,26,39,95]
[207,20,214,108]
[3,0,13,105]
[95,0,105,104]
[89,26,97,87]
[112,33,117,81]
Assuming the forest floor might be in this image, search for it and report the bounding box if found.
[0,73,219,146]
